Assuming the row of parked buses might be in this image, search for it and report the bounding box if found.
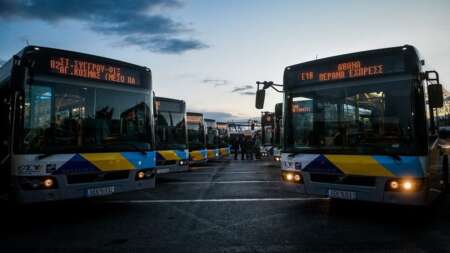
[257,45,450,206]
[0,46,231,203]
[154,98,231,174]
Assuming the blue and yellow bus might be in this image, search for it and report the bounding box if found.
[257,45,447,205]
[155,97,189,173]
[273,103,283,162]
[217,122,231,159]
[187,112,208,164]
[0,46,156,203]
[205,118,220,161]
[260,111,275,159]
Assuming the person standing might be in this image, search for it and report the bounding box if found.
[240,135,246,160]
[232,136,240,160]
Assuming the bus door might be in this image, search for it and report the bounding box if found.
[0,89,12,194]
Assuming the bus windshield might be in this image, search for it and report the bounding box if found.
[156,110,187,150]
[187,121,205,150]
[20,80,152,154]
[206,121,219,148]
[288,80,420,155]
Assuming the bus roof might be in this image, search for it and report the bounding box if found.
[285,45,419,71]
[155,96,185,105]
[187,112,204,117]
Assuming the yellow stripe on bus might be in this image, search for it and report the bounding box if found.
[190,151,205,161]
[81,153,135,171]
[158,150,181,161]
[325,155,395,177]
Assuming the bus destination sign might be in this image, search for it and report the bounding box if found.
[293,53,406,85]
[299,60,384,83]
[49,56,141,86]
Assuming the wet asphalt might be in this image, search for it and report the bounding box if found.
[2,159,450,252]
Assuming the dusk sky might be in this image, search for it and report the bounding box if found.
[1,0,449,121]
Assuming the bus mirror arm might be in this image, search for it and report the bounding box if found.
[255,81,284,109]
[424,71,444,109]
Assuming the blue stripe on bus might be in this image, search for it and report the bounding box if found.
[176,150,189,160]
[121,152,156,169]
[373,156,424,177]
[56,154,99,174]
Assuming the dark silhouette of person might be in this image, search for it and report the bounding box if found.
[239,136,246,160]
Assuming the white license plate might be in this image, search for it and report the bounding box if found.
[86,186,115,197]
[328,189,356,200]
[157,168,170,174]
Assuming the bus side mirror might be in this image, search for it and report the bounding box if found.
[255,89,265,109]
[428,84,444,108]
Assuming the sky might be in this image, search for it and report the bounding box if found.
[1,0,449,121]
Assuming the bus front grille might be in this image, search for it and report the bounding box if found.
[66,171,130,184]
[309,174,376,187]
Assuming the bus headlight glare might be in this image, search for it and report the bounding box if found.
[402,181,413,191]
[294,174,301,182]
[286,173,293,181]
[389,180,399,190]
[43,178,54,188]
[137,171,145,179]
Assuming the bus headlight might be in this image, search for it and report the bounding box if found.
[18,176,58,190]
[135,169,155,180]
[386,178,422,192]
[274,156,280,162]
[281,171,303,184]
[43,178,55,188]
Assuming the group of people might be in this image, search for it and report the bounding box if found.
[231,135,259,160]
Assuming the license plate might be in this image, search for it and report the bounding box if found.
[328,189,356,200]
[157,168,170,174]
[86,186,115,197]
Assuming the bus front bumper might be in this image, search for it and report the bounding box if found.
[12,170,156,204]
[281,170,428,206]
[157,162,189,174]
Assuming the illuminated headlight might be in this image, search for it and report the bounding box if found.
[135,169,154,180]
[18,176,58,190]
[274,156,280,162]
[179,160,187,166]
[43,178,55,188]
[281,171,303,184]
[386,178,423,192]
[137,171,145,179]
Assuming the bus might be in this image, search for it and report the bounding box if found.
[155,97,189,173]
[205,118,220,161]
[217,122,231,159]
[273,103,283,162]
[260,111,275,159]
[256,45,447,205]
[187,112,208,164]
[0,46,156,203]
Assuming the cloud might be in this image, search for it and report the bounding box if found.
[199,111,255,122]
[232,85,253,93]
[0,0,208,54]
[202,79,229,87]
[239,91,256,96]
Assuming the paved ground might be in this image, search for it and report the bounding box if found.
[3,159,450,252]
